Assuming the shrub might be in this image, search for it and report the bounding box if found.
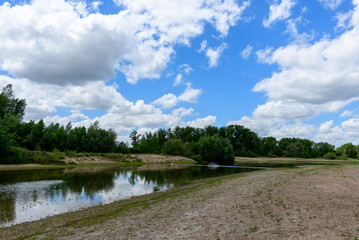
[323,152,337,160]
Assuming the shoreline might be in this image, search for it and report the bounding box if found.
[1,164,359,239]
[1,155,357,172]
[0,154,196,171]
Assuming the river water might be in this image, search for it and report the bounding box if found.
[0,164,266,227]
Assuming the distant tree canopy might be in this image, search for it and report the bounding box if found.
[199,135,234,164]
[1,84,358,164]
[0,84,26,120]
[0,84,26,157]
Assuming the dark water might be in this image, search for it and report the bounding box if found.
[0,164,263,227]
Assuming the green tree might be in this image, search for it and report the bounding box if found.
[226,125,260,157]
[336,143,357,159]
[259,137,278,156]
[198,134,234,165]
[162,139,186,156]
[0,127,16,160]
[0,84,26,120]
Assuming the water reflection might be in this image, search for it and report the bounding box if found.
[0,164,256,227]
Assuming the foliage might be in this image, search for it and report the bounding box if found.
[4,83,359,164]
[336,143,357,159]
[198,135,234,165]
[162,139,186,156]
[0,84,26,120]
[0,127,17,160]
[323,152,337,160]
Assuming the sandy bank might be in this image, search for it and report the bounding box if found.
[62,154,195,164]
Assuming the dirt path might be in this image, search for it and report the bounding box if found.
[1,165,359,239]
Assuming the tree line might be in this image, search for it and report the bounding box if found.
[1,84,358,164]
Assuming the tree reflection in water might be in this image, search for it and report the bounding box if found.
[0,165,256,227]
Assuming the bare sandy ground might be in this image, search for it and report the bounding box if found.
[236,156,352,162]
[62,154,195,164]
[1,165,359,239]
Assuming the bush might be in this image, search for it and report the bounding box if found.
[198,134,234,165]
[190,154,202,163]
[323,152,337,160]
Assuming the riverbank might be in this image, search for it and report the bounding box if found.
[0,154,196,171]
[1,164,359,239]
[236,156,359,165]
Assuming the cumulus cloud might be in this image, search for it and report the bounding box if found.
[205,43,227,68]
[181,115,217,128]
[172,107,194,117]
[318,0,344,10]
[153,93,179,109]
[153,83,203,109]
[240,45,253,59]
[0,74,211,134]
[178,83,203,103]
[230,0,359,145]
[263,0,296,28]
[0,0,249,85]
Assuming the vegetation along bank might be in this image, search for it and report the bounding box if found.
[2,84,359,165]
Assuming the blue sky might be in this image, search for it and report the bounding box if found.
[1,0,359,145]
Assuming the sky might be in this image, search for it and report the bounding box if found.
[1,0,359,146]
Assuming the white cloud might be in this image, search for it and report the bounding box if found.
[230,1,359,145]
[178,64,193,75]
[269,123,316,139]
[199,40,208,53]
[340,110,354,117]
[153,93,179,109]
[178,83,203,103]
[153,83,203,108]
[91,1,103,12]
[335,11,354,31]
[256,47,274,63]
[0,75,210,134]
[0,0,249,85]
[318,0,344,10]
[263,0,296,28]
[181,115,216,128]
[240,45,253,59]
[285,17,314,44]
[172,107,194,117]
[173,74,183,86]
[341,118,359,133]
[174,64,193,86]
[205,43,227,68]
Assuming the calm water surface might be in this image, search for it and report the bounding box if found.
[0,164,264,227]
